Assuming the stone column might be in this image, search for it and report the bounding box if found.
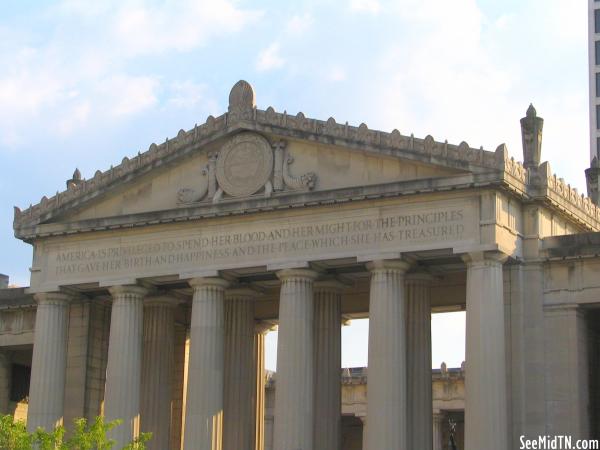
[27,292,70,432]
[432,411,445,450]
[140,296,176,450]
[180,329,191,448]
[0,351,11,415]
[183,277,229,450]
[171,322,187,450]
[223,289,256,450]
[358,416,367,450]
[253,323,271,450]
[543,304,590,438]
[273,269,318,450]
[104,285,147,447]
[463,252,508,450]
[366,260,410,450]
[405,274,433,450]
[313,281,342,450]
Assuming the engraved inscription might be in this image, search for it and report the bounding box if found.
[37,201,477,289]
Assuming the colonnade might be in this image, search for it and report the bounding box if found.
[26,252,508,450]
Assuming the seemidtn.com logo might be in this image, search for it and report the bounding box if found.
[520,436,600,449]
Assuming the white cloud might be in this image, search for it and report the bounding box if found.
[256,43,285,72]
[168,80,214,109]
[98,75,159,117]
[432,312,465,368]
[111,0,262,56]
[0,0,261,147]
[57,101,91,135]
[57,0,112,18]
[0,48,64,117]
[286,13,313,34]
[544,0,586,44]
[355,0,588,193]
[350,0,381,14]
[327,65,347,82]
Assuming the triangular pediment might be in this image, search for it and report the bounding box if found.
[13,80,528,239]
[60,131,470,224]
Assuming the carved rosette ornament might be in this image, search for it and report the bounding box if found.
[216,133,273,198]
[177,132,318,205]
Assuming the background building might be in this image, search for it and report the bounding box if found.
[589,0,600,162]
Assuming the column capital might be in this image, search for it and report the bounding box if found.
[404,272,434,284]
[255,321,276,334]
[33,292,72,306]
[188,276,230,290]
[144,294,178,308]
[314,279,349,293]
[108,285,149,298]
[365,259,411,273]
[225,287,259,300]
[276,268,319,282]
[433,410,446,420]
[543,303,581,314]
[461,250,508,267]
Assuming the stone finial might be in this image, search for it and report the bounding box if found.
[586,156,600,205]
[520,103,543,170]
[228,80,256,119]
[66,168,83,190]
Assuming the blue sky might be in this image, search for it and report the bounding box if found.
[0,0,589,369]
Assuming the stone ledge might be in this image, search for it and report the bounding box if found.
[542,232,600,259]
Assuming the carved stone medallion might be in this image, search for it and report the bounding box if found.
[216,133,273,197]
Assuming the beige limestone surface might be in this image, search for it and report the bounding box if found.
[30,194,478,292]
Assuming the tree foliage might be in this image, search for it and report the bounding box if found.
[0,415,151,450]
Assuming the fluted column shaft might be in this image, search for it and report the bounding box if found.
[183,277,229,450]
[141,297,175,450]
[432,412,445,450]
[27,293,70,432]
[273,269,318,450]
[313,282,342,450]
[171,323,187,450]
[223,289,256,450]
[0,351,10,414]
[406,274,433,450]
[253,323,270,450]
[359,416,368,450]
[366,260,410,450]
[104,285,147,447]
[464,252,508,450]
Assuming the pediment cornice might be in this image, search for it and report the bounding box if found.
[17,172,496,240]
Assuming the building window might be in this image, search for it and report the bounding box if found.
[597,137,600,156]
[596,10,600,33]
[597,105,600,129]
[596,41,600,65]
[9,364,30,403]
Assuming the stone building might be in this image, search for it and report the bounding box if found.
[262,365,465,450]
[2,80,600,449]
